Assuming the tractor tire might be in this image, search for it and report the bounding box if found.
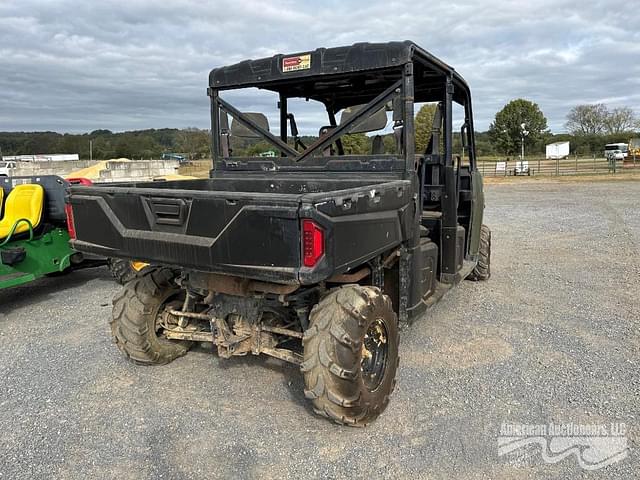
[110,267,191,365]
[302,285,399,426]
[468,224,491,281]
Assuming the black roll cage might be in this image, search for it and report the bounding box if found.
[207,43,478,176]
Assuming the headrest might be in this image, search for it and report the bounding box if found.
[340,105,387,133]
[230,113,270,138]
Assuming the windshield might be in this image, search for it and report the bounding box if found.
[605,144,627,151]
[0,162,7,167]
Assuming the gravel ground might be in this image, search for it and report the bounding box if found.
[1,180,638,479]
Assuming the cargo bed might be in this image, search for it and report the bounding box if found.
[69,176,412,284]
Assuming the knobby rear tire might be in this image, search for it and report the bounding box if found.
[107,258,139,285]
[468,224,491,281]
[111,267,190,365]
[302,285,399,426]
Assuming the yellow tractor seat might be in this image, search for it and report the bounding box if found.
[0,184,45,239]
[0,188,4,215]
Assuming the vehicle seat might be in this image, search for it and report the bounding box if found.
[0,188,4,217]
[371,135,384,154]
[0,184,44,239]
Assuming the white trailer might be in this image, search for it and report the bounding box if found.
[546,141,570,159]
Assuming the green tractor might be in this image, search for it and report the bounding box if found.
[0,176,104,290]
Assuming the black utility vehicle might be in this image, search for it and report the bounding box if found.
[68,41,491,426]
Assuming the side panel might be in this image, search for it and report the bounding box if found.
[0,228,74,289]
[298,180,412,284]
[406,238,438,319]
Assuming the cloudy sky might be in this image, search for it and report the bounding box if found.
[1,0,638,134]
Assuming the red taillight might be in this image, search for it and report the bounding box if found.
[302,219,324,267]
[66,177,93,185]
[65,203,76,240]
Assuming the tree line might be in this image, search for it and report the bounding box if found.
[0,128,210,161]
[1,101,637,161]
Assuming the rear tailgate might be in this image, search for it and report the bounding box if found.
[69,185,302,283]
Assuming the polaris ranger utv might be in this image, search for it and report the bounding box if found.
[68,41,490,426]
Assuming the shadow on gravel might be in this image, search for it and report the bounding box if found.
[201,343,309,408]
[0,266,110,316]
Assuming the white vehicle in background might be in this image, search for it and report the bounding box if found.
[546,141,570,159]
[605,143,628,160]
[0,161,17,176]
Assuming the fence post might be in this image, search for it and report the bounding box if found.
[482,160,485,176]
[593,153,596,171]
[538,158,541,176]
[556,157,559,176]
[575,154,578,174]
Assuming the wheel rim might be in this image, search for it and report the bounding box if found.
[361,318,389,391]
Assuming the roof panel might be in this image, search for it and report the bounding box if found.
[208,41,471,106]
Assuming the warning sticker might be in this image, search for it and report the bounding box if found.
[282,54,311,72]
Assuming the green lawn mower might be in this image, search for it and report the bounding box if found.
[0,176,104,290]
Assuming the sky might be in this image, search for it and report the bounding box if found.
[0,0,638,134]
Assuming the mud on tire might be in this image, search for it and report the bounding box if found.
[468,224,491,281]
[111,267,191,365]
[302,285,399,426]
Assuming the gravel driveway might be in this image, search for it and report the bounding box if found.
[1,180,638,479]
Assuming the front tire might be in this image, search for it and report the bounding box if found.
[111,267,191,365]
[468,224,491,281]
[302,285,399,426]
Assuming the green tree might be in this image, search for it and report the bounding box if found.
[340,133,369,154]
[177,128,210,160]
[415,104,437,154]
[488,99,548,156]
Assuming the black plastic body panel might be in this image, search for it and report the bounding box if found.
[407,239,438,318]
[69,175,412,285]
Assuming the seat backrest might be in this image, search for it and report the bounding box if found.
[0,188,4,216]
[0,184,44,236]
